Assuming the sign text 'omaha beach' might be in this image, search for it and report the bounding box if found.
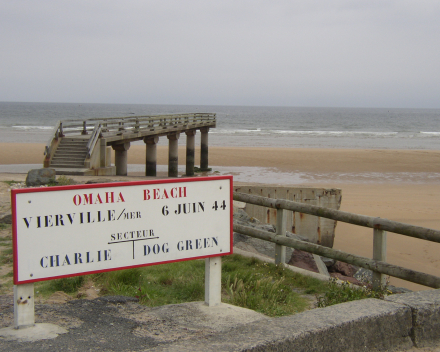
[19,184,228,272]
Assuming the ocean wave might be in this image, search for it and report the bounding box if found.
[420,132,440,136]
[11,125,53,130]
[273,130,399,137]
[211,129,400,137]
[210,128,270,135]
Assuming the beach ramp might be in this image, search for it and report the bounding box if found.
[43,113,216,176]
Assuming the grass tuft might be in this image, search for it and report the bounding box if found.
[23,254,392,316]
[49,276,85,293]
[0,223,10,231]
[2,180,21,186]
[0,247,13,264]
[316,278,390,307]
[48,175,75,186]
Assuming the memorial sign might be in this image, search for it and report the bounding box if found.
[12,176,232,284]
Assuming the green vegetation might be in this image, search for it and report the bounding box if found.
[91,254,329,317]
[0,228,13,265]
[193,167,212,173]
[0,228,391,314]
[0,247,13,265]
[36,276,85,297]
[316,278,390,308]
[2,180,21,186]
[48,175,75,186]
[31,255,393,315]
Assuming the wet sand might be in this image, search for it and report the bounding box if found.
[1,142,439,290]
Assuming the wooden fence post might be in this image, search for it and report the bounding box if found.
[275,209,286,265]
[372,229,387,289]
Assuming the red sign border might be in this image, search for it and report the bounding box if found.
[12,175,233,285]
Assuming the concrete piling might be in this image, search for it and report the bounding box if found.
[185,130,196,176]
[144,136,159,177]
[200,127,210,171]
[167,133,180,177]
[112,142,130,176]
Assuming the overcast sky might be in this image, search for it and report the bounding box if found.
[1,1,439,108]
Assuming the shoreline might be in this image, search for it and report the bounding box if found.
[1,142,439,291]
[1,142,440,173]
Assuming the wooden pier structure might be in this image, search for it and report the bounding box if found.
[43,113,216,177]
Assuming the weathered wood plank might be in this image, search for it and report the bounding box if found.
[233,192,440,243]
[233,223,440,288]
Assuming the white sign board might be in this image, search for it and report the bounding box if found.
[12,176,232,284]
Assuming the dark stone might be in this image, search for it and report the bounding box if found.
[387,285,412,294]
[354,267,373,283]
[86,178,118,184]
[233,209,252,222]
[0,213,11,224]
[331,261,358,277]
[321,256,336,268]
[25,168,56,186]
[287,249,319,273]
[330,272,363,286]
[286,231,311,243]
[260,224,276,233]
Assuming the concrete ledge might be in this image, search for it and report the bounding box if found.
[386,289,440,348]
[149,299,413,352]
[0,323,67,342]
[1,291,439,351]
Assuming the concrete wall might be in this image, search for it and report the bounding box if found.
[234,185,342,248]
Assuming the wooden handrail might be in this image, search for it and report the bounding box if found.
[44,120,61,156]
[233,191,440,288]
[233,223,440,288]
[233,192,440,243]
[86,123,102,158]
[51,113,216,137]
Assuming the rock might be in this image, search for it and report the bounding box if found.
[233,209,252,222]
[330,272,363,286]
[320,256,336,268]
[286,231,311,243]
[287,250,319,273]
[25,168,56,187]
[387,285,412,294]
[85,178,117,184]
[260,224,276,233]
[0,213,11,224]
[332,261,358,277]
[233,232,249,244]
[354,267,373,283]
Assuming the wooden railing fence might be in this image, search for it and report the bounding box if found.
[233,192,440,289]
[43,113,216,157]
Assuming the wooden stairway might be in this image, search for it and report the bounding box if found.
[50,137,89,168]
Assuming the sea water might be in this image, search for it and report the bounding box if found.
[1,101,439,150]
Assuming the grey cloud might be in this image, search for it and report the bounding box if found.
[1,0,439,108]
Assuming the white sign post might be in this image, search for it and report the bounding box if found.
[12,176,232,327]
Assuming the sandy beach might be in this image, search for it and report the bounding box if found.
[1,142,440,291]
